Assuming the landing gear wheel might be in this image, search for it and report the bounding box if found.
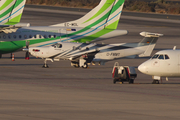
[129,79,134,84]
[82,63,88,69]
[152,80,159,84]
[74,64,80,68]
[42,64,49,68]
[113,79,117,84]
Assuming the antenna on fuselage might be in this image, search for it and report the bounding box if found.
[173,46,176,50]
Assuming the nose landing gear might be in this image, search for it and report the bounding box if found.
[42,59,49,68]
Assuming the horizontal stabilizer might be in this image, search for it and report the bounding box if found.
[138,32,163,57]
[140,32,163,37]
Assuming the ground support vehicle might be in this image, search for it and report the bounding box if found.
[112,62,137,84]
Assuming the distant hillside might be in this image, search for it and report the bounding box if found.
[26,0,180,14]
[124,0,180,14]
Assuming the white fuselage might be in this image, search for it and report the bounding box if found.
[28,32,162,68]
[138,50,180,77]
[29,42,146,62]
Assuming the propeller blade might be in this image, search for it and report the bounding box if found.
[26,41,30,49]
[25,41,30,60]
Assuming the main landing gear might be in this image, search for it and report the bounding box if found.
[73,63,88,69]
[73,64,80,68]
[82,63,88,69]
[152,80,159,84]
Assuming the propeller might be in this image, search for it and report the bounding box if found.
[25,41,30,60]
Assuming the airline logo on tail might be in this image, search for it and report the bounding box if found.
[0,0,26,25]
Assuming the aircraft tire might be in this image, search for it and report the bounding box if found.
[129,79,134,84]
[113,79,117,84]
[82,63,88,69]
[74,64,80,68]
[42,64,49,68]
[152,80,159,84]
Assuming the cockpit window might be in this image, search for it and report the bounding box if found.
[52,43,62,48]
[152,54,159,59]
[158,55,164,60]
[56,44,62,48]
[152,54,170,60]
[165,55,169,59]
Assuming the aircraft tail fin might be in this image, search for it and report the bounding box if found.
[52,0,125,29]
[138,32,163,57]
[0,0,26,25]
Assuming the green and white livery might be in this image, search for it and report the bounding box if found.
[0,0,127,56]
[0,0,26,25]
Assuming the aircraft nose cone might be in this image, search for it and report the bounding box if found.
[138,63,147,73]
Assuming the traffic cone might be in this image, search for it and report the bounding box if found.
[12,54,15,61]
[25,57,29,60]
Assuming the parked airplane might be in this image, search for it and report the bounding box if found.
[0,0,128,59]
[138,47,180,84]
[26,32,163,68]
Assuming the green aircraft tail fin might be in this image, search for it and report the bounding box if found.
[0,0,26,25]
[52,0,125,30]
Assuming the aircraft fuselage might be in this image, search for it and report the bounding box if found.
[138,50,180,77]
[0,26,127,54]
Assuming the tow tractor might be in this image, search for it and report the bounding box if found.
[112,62,137,84]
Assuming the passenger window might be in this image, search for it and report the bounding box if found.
[152,54,159,59]
[13,35,16,39]
[29,35,32,38]
[49,35,51,38]
[8,35,11,39]
[19,35,22,39]
[39,35,41,38]
[54,35,56,38]
[158,55,164,60]
[165,55,169,59]
[44,35,47,38]
[24,35,27,39]
[3,35,6,39]
[34,35,36,38]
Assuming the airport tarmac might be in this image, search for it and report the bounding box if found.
[0,5,180,120]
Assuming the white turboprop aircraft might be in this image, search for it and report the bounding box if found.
[138,47,180,84]
[26,32,163,68]
[0,0,128,59]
